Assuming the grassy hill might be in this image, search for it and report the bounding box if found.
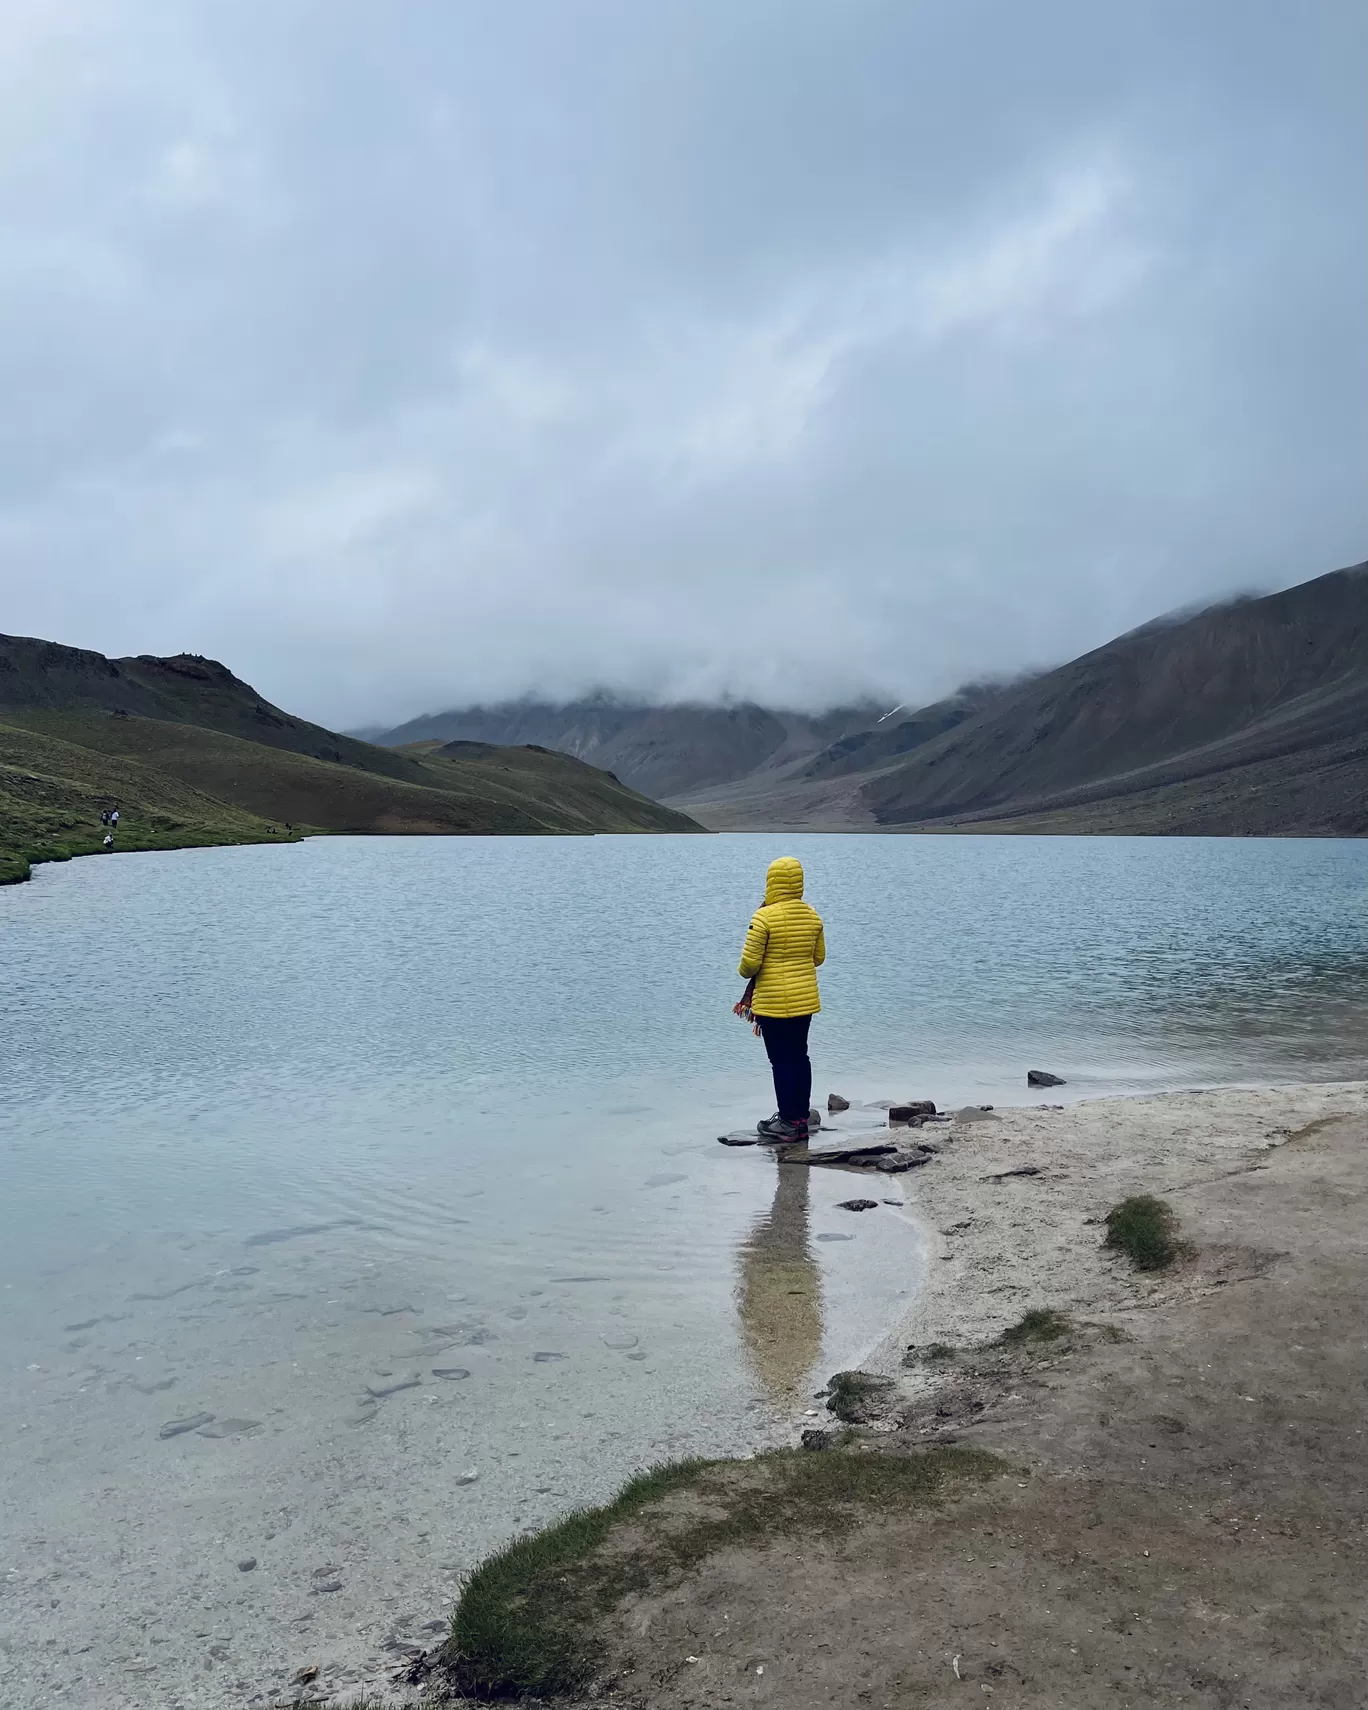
[0,641,701,884]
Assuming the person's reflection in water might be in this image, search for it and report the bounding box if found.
[735,1156,823,1404]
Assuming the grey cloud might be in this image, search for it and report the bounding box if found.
[0,0,1363,726]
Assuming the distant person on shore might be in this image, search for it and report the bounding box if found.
[737,856,825,1144]
[102,831,113,849]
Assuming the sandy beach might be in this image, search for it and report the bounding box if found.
[863,1078,1368,1377]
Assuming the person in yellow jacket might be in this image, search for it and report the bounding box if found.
[738,855,825,1143]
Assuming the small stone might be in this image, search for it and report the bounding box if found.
[827,1093,850,1112]
[455,1470,479,1486]
[807,1108,823,1129]
[532,1351,567,1363]
[311,1580,342,1594]
[800,1428,831,1450]
[837,1198,879,1212]
[431,1367,471,1380]
[237,1558,257,1573]
[1027,1069,1066,1087]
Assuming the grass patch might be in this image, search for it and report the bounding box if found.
[446,1444,1001,1699]
[997,1308,1071,1346]
[1104,1194,1180,1271]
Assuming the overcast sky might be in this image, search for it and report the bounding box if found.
[1,1,1364,727]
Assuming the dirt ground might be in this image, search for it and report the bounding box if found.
[572,1110,1368,1710]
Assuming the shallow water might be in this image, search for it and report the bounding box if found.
[1,832,1365,1704]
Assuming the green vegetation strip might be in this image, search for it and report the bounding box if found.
[447,1445,1002,1699]
[1104,1194,1181,1270]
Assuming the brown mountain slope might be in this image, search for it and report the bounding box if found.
[858,562,1366,833]
[0,634,428,784]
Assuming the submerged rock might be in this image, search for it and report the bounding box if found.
[837,1198,879,1212]
[889,1101,937,1125]
[1027,1069,1066,1087]
[158,1412,214,1439]
[364,1376,421,1399]
[827,1093,851,1112]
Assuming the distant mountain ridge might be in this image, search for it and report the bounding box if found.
[369,696,884,799]
[368,563,1367,835]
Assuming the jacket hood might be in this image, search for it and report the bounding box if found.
[764,856,805,904]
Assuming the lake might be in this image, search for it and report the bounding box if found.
[2,832,1365,1706]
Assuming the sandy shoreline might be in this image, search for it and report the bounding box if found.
[397,1078,1368,1708]
[854,1078,1368,1388]
[562,1083,1368,1710]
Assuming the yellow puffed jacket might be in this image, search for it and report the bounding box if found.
[737,856,825,1018]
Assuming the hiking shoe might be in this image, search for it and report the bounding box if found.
[756,1114,809,1144]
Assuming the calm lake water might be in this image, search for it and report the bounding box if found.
[1,832,1365,1706]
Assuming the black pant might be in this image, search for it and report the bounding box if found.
[758,1014,812,1123]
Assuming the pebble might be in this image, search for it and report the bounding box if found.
[237,1558,257,1573]
[431,1367,471,1380]
[532,1351,567,1363]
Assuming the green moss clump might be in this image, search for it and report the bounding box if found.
[1104,1195,1180,1271]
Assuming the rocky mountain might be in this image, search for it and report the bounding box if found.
[855,561,1367,834]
